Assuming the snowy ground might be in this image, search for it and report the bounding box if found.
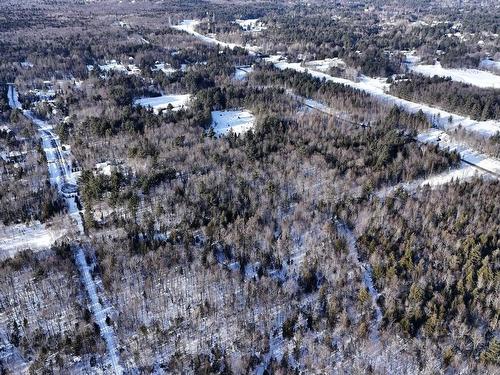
[151,62,177,75]
[75,246,123,374]
[7,84,21,109]
[211,110,255,136]
[0,222,66,260]
[24,113,79,190]
[408,61,500,89]
[376,162,491,198]
[303,58,346,72]
[288,89,500,183]
[134,94,191,114]
[87,60,140,76]
[375,130,500,196]
[172,20,261,55]
[479,59,500,74]
[417,129,500,176]
[235,18,267,32]
[234,66,253,81]
[269,58,500,137]
[302,97,336,115]
[336,222,382,343]
[172,22,500,138]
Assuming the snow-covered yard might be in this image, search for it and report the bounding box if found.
[87,60,141,76]
[303,58,346,72]
[234,66,253,81]
[151,62,177,75]
[408,61,500,89]
[235,18,267,32]
[211,110,255,136]
[134,94,191,114]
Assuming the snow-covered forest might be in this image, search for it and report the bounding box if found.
[0,0,498,373]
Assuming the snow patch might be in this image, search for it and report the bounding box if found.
[409,61,500,89]
[303,58,346,72]
[0,222,66,259]
[479,59,500,74]
[235,19,267,32]
[134,94,191,114]
[172,20,261,55]
[151,62,177,76]
[211,110,255,136]
[234,66,253,81]
[98,60,141,76]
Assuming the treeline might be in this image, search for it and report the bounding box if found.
[390,74,500,121]
[251,64,379,112]
[79,108,162,137]
[251,64,432,132]
[0,85,11,116]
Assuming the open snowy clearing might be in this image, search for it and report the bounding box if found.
[235,19,267,32]
[134,94,191,114]
[211,110,255,136]
[151,62,176,75]
[303,58,346,72]
[234,66,253,81]
[409,62,500,89]
[270,58,500,137]
[0,222,66,259]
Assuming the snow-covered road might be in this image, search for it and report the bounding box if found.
[7,84,21,109]
[272,60,500,138]
[171,21,500,138]
[75,246,123,373]
[375,162,492,198]
[290,93,500,181]
[8,85,123,374]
